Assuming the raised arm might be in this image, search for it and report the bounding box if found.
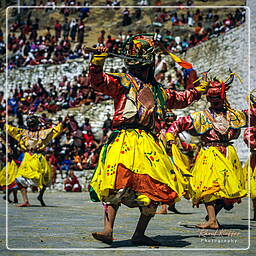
[38,123,63,151]
[4,124,25,142]
[88,47,126,98]
[165,88,201,109]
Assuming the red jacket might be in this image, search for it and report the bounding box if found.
[89,64,201,133]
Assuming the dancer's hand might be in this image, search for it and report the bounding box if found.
[91,46,109,66]
[166,133,176,145]
[194,80,209,94]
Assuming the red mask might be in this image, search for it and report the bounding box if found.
[206,80,226,105]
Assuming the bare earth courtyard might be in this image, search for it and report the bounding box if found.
[0,191,255,255]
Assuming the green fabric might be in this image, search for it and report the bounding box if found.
[89,185,100,202]
[153,83,166,118]
[89,130,119,202]
[101,130,120,164]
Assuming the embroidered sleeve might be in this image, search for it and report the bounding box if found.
[164,88,201,109]
[5,124,25,142]
[167,116,195,136]
[243,108,256,126]
[244,127,256,149]
[88,64,128,98]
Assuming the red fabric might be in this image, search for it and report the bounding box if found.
[115,164,178,204]
[89,64,201,130]
[244,127,256,170]
[167,114,241,145]
[244,127,256,149]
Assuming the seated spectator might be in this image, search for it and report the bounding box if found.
[98,30,105,45]
[64,170,82,192]
[82,117,92,132]
[60,154,73,176]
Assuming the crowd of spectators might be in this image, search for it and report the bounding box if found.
[0,2,246,72]
[4,71,111,119]
[1,0,91,70]
[152,7,246,53]
[94,7,246,55]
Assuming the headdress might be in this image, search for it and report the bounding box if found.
[122,33,156,67]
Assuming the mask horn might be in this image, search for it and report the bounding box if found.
[224,68,234,88]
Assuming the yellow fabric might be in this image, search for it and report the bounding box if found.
[194,80,209,93]
[190,146,247,204]
[90,129,189,201]
[91,52,108,66]
[166,132,175,142]
[17,153,52,189]
[190,110,247,134]
[171,144,192,199]
[136,194,151,206]
[0,160,18,186]
[171,144,191,173]
[5,123,62,152]
[243,161,256,198]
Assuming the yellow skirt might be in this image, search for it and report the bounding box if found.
[0,160,18,187]
[171,144,192,199]
[191,146,247,204]
[243,160,256,198]
[90,129,190,205]
[17,153,52,189]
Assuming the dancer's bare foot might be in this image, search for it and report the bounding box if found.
[156,205,167,214]
[205,216,222,227]
[156,209,167,214]
[131,235,161,246]
[196,220,220,229]
[16,202,31,207]
[92,232,113,245]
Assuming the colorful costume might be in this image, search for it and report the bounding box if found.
[89,62,202,213]
[0,160,18,191]
[244,127,256,198]
[5,123,62,189]
[168,109,251,204]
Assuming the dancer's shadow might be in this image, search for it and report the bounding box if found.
[110,235,194,248]
[242,218,256,222]
[180,223,249,230]
[13,205,60,208]
[220,224,249,230]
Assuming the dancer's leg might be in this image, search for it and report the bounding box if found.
[13,189,18,203]
[16,187,31,207]
[196,202,219,229]
[92,204,119,244]
[205,199,224,220]
[37,185,46,206]
[131,206,160,246]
